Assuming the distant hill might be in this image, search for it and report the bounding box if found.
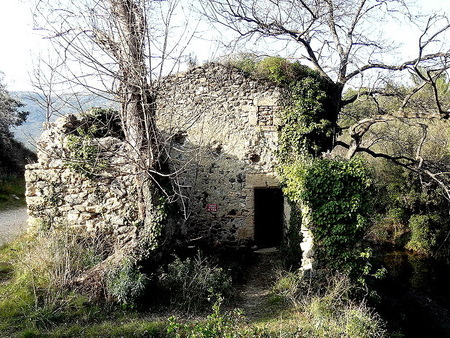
[11,91,116,150]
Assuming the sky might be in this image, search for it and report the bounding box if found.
[0,0,449,91]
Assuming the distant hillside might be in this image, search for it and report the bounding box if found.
[11,91,116,150]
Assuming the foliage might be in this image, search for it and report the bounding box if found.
[369,158,450,256]
[106,258,148,306]
[159,253,232,312]
[302,158,373,274]
[278,202,303,271]
[230,55,333,156]
[166,296,263,337]
[279,78,333,158]
[0,74,34,176]
[0,175,27,210]
[280,157,374,275]
[271,271,386,337]
[65,132,107,178]
[0,73,27,142]
[64,108,120,178]
[405,215,438,254]
[271,270,304,306]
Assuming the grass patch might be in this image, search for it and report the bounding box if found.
[0,232,388,337]
[0,175,26,210]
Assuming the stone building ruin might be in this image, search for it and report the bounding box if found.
[26,63,312,258]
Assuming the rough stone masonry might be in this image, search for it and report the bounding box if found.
[25,63,314,267]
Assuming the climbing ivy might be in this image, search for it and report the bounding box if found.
[231,55,333,158]
[65,127,108,178]
[300,159,373,273]
[239,56,377,275]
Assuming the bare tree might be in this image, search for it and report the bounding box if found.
[203,0,450,193]
[31,0,200,269]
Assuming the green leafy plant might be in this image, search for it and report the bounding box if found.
[405,214,438,254]
[280,157,375,276]
[166,295,263,337]
[65,131,108,178]
[159,253,232,312]
[64,107,122,178]
[105,257,148,306]
[278,202,303,271]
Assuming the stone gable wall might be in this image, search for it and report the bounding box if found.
[156,63,284,245]
[26,63,286,247]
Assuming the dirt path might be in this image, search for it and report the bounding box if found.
[0,207,28,245]
[236,250,280,320]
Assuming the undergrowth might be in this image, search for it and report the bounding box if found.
[0,175,26,210]
[0,231,387,337]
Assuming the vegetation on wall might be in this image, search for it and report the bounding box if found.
[234,56,375,274]
[289,158,373,274]
[64,108,122,178]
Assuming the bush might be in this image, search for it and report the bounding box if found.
[105,257,148,306]
[271,271,386,337]
[406,214,438,254]
[271,270,303,306]
[159,253,232,312]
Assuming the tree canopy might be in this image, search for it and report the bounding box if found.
[0,74,27,146]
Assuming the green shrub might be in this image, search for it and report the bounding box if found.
[64,107,122,178]
[223,53,259,74]
[271,270,303,306]
[106,257,148,306]
[159,253,232,312]
[370,207,409,246]
[406,214,438,254]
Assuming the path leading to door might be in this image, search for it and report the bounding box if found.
[0,207,28,245]
[236,250,280,320]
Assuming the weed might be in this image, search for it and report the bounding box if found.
[167,296,265,337]
[106,257,148,306]
[159,252,232,312]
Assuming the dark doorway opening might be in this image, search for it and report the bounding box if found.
[254,188,284,248]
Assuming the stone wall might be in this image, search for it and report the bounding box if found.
[26,63,293,248]
[26,113,141,246]
[156,63,285,245]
